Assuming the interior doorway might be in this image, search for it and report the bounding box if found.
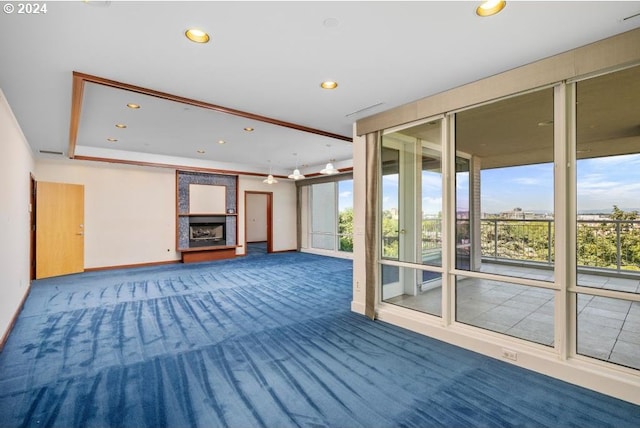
[244,191,273,254]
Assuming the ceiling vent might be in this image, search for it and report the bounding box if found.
[39,150,64,155]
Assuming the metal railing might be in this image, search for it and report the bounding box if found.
[382,218,640,273]
[310,231,354,253]
[479,219,554,264]
[479,218,640,273]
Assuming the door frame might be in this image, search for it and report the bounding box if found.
[30,174,36,280]
[244,191,273,253]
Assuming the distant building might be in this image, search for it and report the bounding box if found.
[496,208,553,220]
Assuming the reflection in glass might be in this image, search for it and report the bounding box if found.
[310,182,336,250]
[456,156,471,270]
[382,264,442,317]
[576,65,640,293]
[338,180,354,252]
[456,275,554,346]
[455,88,554,282]
[421,144,443,267]
[381,120,442,265]
[381,146,400,260]
[577,294,640,370]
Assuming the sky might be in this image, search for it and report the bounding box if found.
[338,180,353,211]
[480,153,640,214]
[378,152,640,215]
[576,153,640,212]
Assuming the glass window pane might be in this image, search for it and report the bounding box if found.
[456,156,471,270]
[576,65,640,294]
[381,146,400,260]
[577,294,639,370]
[455,88,554,282]
[311,182,336,251]
[381,120,442,266]
[456,275,554,346]
[382,264,442,317]
[338,180,354,252]
[421,143,442,267]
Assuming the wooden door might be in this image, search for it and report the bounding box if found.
[36,181,85,279]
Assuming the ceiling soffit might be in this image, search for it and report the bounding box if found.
[69,72,353,176]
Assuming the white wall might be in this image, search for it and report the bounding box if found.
[33,162,298,265]
[245,193,268,242]
[35,160,180,268]
[238,176,296,254]
[0,89,35,342]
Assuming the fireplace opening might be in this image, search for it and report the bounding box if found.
[189,222,225,247]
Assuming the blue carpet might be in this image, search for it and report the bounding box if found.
[0,252,638,427]
[246,241,267,256]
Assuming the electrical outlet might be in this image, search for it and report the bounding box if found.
[502,348,518,361]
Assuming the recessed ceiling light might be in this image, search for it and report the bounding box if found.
[320,81,338,90]
[185,28,210,43]
[115,123,127,129]
[126,103,140,109]
[107,138,118,142]
[244,127,254,132]
[217,140,226,145]
[476,0,506,17]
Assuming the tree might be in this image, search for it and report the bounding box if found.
[382,210,399,258]
[338,208,354,252]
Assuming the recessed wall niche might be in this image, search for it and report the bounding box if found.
[189,184,226,214]
[176,171,238,253]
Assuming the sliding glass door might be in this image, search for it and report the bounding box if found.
[380,119,444,317]
[574,65,640,370]
[454,87,556,346]
[375,64,640,373]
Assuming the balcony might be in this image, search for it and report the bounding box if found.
[480,218,640,276]
[382,218,640,371]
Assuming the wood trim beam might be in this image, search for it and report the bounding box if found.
[73,155,289,178]
[68,74,85,158]
[69,72,352,159]
[73,154,352,179]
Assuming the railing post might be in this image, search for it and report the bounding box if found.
[616,221,622,272]
[548,220,552,264]
[494,220,498,258]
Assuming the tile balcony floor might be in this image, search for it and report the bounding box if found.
[386,262,640,371]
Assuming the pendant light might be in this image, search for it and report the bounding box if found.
[288,153,306,180]
[320,159,339,175]
[263,161,278,184]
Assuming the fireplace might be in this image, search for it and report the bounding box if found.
[189,217,226,247]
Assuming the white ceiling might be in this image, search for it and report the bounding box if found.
[1,1,639,177]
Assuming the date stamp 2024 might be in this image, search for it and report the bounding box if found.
[3,3,48,15]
